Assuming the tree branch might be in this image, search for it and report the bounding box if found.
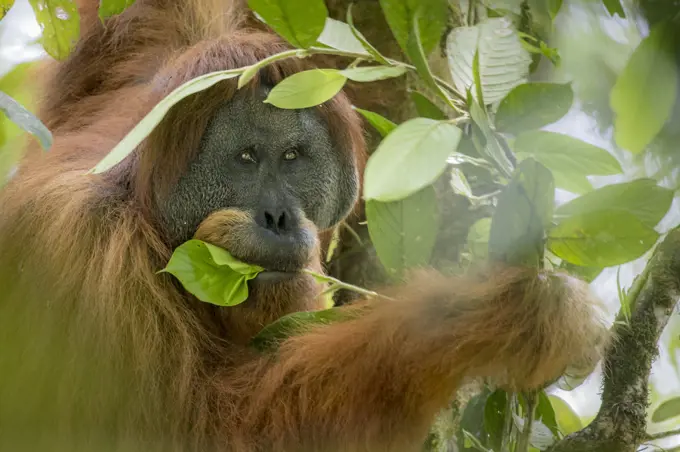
[548,229,680,452]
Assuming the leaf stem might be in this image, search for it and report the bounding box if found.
[302,269,382,299]
[517,391,537,452]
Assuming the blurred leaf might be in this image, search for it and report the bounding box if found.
[0,92,52,150]
[247,0,327,48]
[340,65,407,82]
[353,107,397,137]
[489,159,554,266]
[555,179,673,228]
[447,18,531,104]
[536,391,560,437]
[0,63,38,182]
[457,388,493,450]
[346,4,389,65]
[91,68,243,173]
[29,0,80,60]
[251,307,362,352]
[1,0,14,19]
[366,186,439,277]
[548,395,583,435]
[378,0,448,55]
[406,12,453,105]
[487,0,522,14]
[611,22,678,154]
[363,118,462,202]
[529,421,556,450]
[469,97,514,176]
[484,389,507,451]
[548,0,563,19]
[411,91,447,119]
[317,17,369,54]
[603,0,625,17]
[495,83,574,135]
[467,217,491,260]
[264,69,347,109]
[98,0,135,20]
[462,431,493,452]
[652,397,680,423]
[159,239,263,307]
[548,210,659,267]
[513,131,622,194]
[450,167,473,198]
[559,261,603,283]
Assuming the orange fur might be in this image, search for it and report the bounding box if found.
[0,1,608,451]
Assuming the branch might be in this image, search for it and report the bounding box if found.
[647,426,680,441]
[548,229,680,452]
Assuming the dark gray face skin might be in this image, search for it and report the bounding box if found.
[157,86,358,272]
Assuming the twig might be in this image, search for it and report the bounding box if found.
[647,427,680,441]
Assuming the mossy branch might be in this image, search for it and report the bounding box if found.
[548,228,680,452]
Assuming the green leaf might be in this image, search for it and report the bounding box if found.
[29,0,80,61]
[237,49,301,89]
[513,131,622,194]
[603,0,625,17]
[340,65,407,82]
[447,18,531,105]
[548,0,563,20]
[555,179,673,228]
[378,0,448,55]
[489,159,555,266]
[495,83,574,135]
[159,239,264,307]
[536,391,560,438]
[1,0,14,19]
[406,13,453,106]
[450,167,473,198]
[353,107,397,137]
[251,307,362,352]
[98,0,135,20]
[457,389,492,450]
[469,97,514,176]
[611,22,678,154]
[0,92,52,150]
[346,4,390,65]
[559,261,603,283]
[317,17,369,55]
[410,91,447,120]
[91,69,243,173]
[548,395,583,435]
[246,0,328,48]
[366,186,439,277]
[548,210,659,267]
[363,118,462,202]
[484,390,507,451]
[0,62,39,183]
[652,397,680,423]
[264,69,347,109]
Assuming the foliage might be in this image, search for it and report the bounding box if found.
[3,0,680,450]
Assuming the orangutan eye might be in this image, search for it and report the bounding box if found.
[239,150,257,164]
[283,149,298,161]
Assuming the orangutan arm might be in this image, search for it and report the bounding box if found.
[223,268,608,452]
